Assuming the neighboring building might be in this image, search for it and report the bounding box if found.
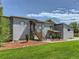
[9,16,74,41]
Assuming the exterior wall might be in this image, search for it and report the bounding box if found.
[55,24,74,40]
[63,25,74,40]
[42,23,54,40]
[13,17,30,40]
[12,16,74,41]
[35,23,42,33]
[54,24,63,38]
[34,22,55,40]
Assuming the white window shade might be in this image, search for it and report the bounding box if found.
[20,21,25,25]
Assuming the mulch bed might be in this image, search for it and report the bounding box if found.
[0,39,64,50]
[0,40,48,50]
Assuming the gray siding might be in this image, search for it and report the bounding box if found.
[13,17,30,40]
[42,23,55,40]
[55,24,74,40]
[63,25,74,40]
[54,24,63,38]
[12,16,74,41]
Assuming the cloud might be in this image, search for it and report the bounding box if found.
[27,13,44,17]
[60,19,79,24]
[70,9,79,13]
[26,11,79,24]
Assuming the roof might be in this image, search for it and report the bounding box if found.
[48,30,60,33]
[10,16,55,24]
[44,19,56,24]
[10,16,37,20]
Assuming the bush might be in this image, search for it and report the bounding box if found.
[74,33,79,37]
[0,16,11,43]
[52,34,54,39]
[56,34,61,39]
[0,39,3,47]
[52,34,57,39]
[51,34,61,39]
[0,42,2,47]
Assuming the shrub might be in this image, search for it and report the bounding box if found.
[52,34,57,39]
[56,34,61,39]
[74,33,79,37]
[0,16,10,43]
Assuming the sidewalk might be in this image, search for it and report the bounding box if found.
[64,37,79,41]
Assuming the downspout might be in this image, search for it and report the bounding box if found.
[29,21,32,40]
[62,24,64,40]
[9,17,13,41]
[41,24,43,40]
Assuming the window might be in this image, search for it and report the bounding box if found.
[50,26,53,29]
[39,26,41,29]
[42,25,44,29]
[20,21,25,25]
[68,29,71,31]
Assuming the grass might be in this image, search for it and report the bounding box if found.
[0,41,79,59]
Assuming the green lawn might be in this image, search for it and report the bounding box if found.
[0,41,79,59]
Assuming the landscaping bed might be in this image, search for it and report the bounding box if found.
[0,40,47,50]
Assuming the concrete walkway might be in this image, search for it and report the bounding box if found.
[65,37,79,41]
[43,37,79,43]
[42,39,64,43]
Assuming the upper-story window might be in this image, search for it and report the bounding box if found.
[42,25,44,28]
[39,26,42,29]
[50,26,53,29]
[20,21,25,25]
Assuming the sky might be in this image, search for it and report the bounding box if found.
[2,0,79,24]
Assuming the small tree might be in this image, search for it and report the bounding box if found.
[0,37,4,47]
[0,40,2,47]
[69,22,79,37]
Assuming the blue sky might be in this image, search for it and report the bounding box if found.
[2,0,79,24]
[2,0,79,16]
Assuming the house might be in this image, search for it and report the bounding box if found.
[0,16,74,41]
[9,16,74,41]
